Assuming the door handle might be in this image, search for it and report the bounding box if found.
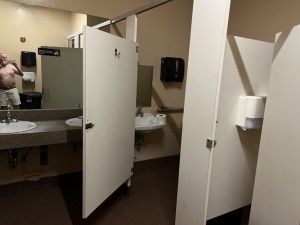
[85,123,95,129]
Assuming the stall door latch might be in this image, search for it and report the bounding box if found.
[206,139,217,149]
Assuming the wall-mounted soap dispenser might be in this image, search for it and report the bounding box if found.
[21,51,36,67]
[160,57,184,82]
[236,96,266,130]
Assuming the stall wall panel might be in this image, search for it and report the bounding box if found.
[250,26,300,225]
[175,0,231,224]
[83,26,138,218]
[207,36,274,219]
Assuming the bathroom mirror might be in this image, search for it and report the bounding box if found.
[136,65,153,107]
[0,0,104,110]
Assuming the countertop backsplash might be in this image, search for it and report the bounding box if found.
[0,109,82,121]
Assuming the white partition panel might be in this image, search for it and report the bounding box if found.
[83,26,138,218]
[175,0,231,224]
[250,26,300,225]
[207,36,274,219]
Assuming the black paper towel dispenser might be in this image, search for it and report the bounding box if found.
[160,57,184,82]
[21,51,36,67]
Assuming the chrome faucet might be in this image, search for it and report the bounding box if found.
[1,105,17,123]
[6,106,12,123]
[136,107,144,117]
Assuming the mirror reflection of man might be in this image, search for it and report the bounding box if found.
[0,52,23,110]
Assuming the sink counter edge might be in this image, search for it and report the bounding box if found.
[0,120,82,150]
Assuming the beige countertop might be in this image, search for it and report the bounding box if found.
[0,119,82,150]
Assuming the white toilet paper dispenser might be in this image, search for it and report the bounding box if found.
[236,96,266,130]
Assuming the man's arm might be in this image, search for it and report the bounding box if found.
[11,61,23,76]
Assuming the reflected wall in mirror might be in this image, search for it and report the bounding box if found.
[136,65,153,107]
[41,47,83,109]
[0,0,106,109]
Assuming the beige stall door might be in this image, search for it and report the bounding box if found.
[82,26,138,218]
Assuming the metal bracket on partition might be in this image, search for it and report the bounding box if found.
[206,139,217,149]
[85,123,95,129]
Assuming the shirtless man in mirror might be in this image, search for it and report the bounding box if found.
[0,52,23,110]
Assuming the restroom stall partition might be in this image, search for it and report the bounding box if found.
[175,7,274,222]
[82,25,138,218]
[249,25,300,225]
[175,1,232,224]
[206,36,273,219]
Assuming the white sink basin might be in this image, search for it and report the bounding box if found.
[66,117,83,127]
[0,121,36,134]
[135,113,166,134]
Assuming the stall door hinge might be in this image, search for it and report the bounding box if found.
[206,139,217,149]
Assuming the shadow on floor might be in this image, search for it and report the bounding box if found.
[57,156,180,225]
[207,207,249,225]
[58,172,132,225]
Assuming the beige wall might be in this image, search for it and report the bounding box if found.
[228,0,300,42]
[70,12,87,34]
[14,0,300,43]
[7,0,153,19]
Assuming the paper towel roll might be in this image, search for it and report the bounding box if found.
[156,114,166,124]
[23,72,35,83]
